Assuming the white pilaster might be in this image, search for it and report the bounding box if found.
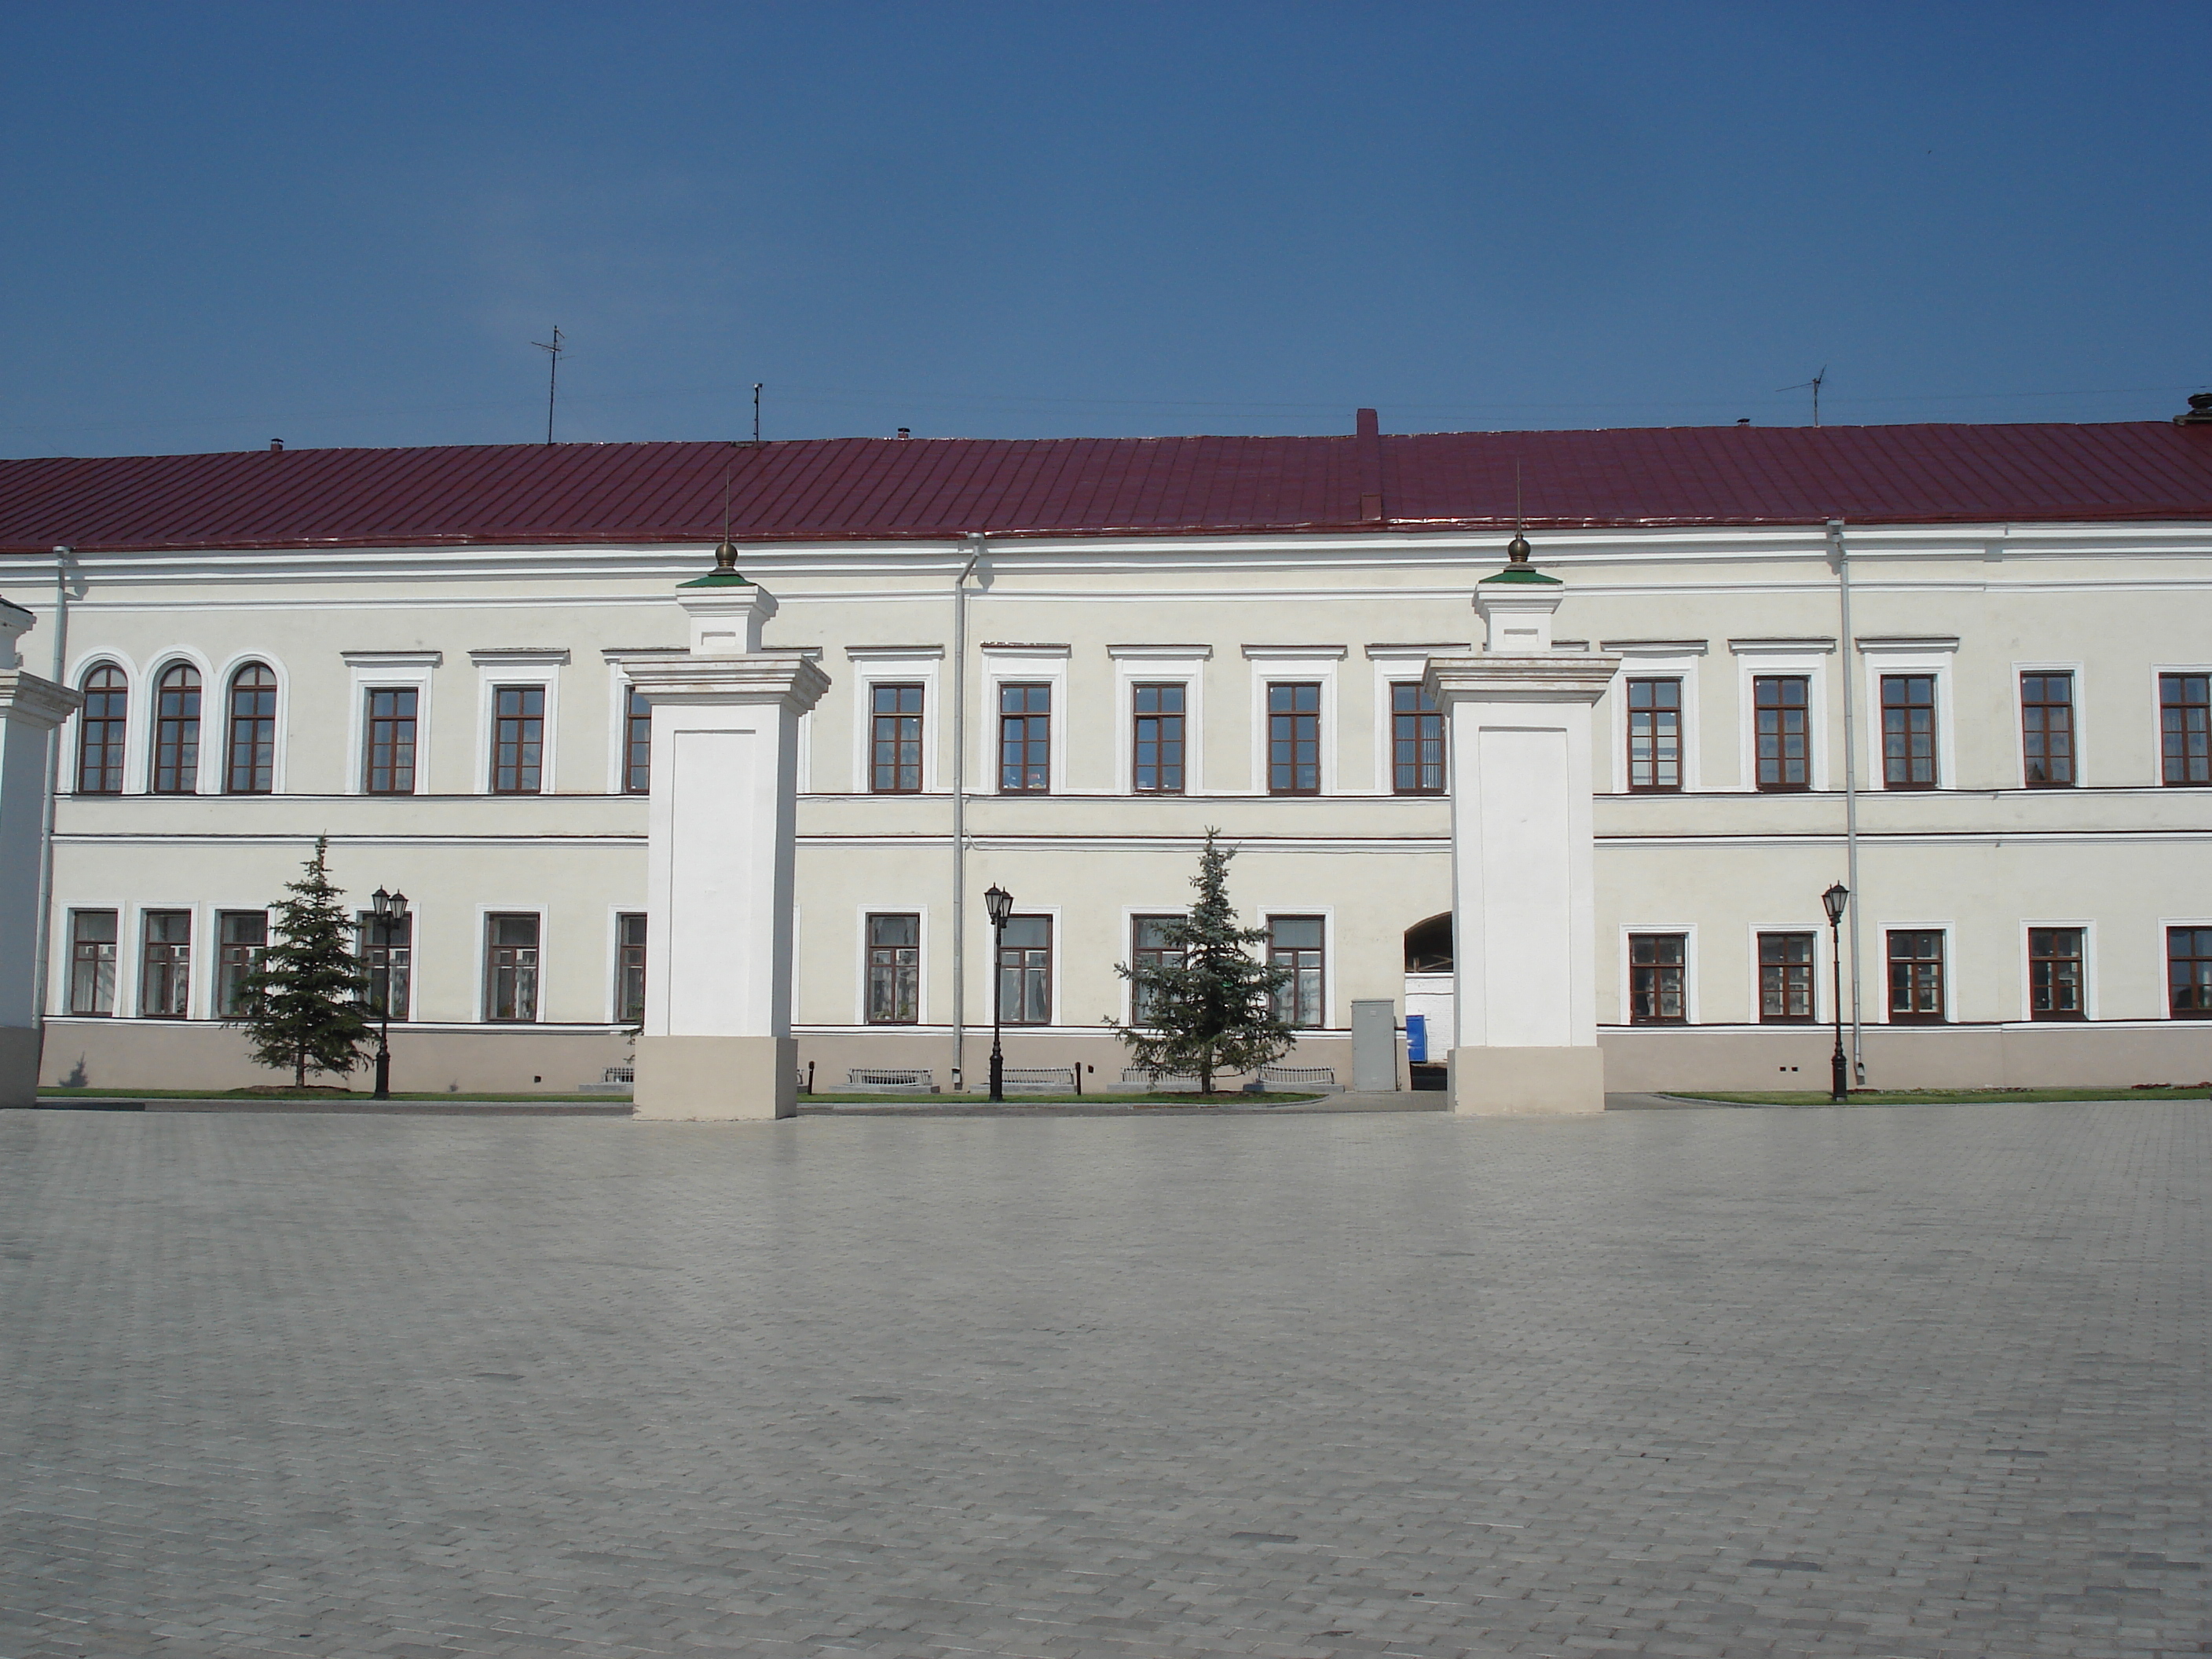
[0,599,82,1107]
[1424,567,1619,1115]
[627,570,828,1120]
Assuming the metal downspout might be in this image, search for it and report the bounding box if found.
[1828,521,1865,1084]
[32,548,73,1055]
[949,534,984,1091]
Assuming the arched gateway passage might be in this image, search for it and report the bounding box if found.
[1403,914,1453,1089]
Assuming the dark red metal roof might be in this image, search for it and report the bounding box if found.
[2,421,2209,554]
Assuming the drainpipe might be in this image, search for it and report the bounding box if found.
[949,534,985,1091]
[32,547,75,1051]
[1827,520,1866,1085]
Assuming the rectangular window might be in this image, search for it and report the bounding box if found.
[2027,927,2085,1020]
[484,913,540,1021]
[624,686,652,794]
[2169,927,2212,1020]
[152,666,201,794]
[364,687,419,794]
[357,910,412,1022]
[2020,673,2075,787]
[75,667,127,794]
[1267,683,1322,795]
[1887,930,1946,1023]
[491,686,545,794]
[1628,932,1687,1023]
[870,684,925,794]
[865,912,920,1024]
[1626,679,1682,791]
[1268,915,1325,1027]
[2160,673,2210,786]
[1758,932,1816,1023]
[68,909,117,1016]
[140,910,191,1019]
[996,915,1052,1024]
[1752,676,1810,791]
[1131,684,1185,793]
[1391,683,1445,795]
[1881,674,1939,789]
[1130,914,1186,1024]
[998,684,1050,793]
[216,910,267,1016]
[617,912,646,1025]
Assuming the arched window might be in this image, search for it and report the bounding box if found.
[225,662,277,793]
[152,663,202,793]
[76,665,128,794]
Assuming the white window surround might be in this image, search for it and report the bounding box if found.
[601,648,683,796]
[471,649,567,795]
[1243,645,1346,798]
[1605,641,1706,795]
[1617,923,1699,1027]
[203,650,293,795]
[474,903,547,1024]
[980,646,1071,796]
[1118,903,1192,1027]
[1111,646,1209,797]
[125,899,199,1020]
[847,646,946,796]
[344,650,441,797]
[852,903,930,1027]
[1365,643,1470,796]
[2019,917,2096,1023]
[604,903,646,1025]
[143,647,219,796]
[983,903,1064,1028]
[1875,921,1954,1024]
[1730,638,1834,794]
[1742,921,1831,1025]
[1259,904,1337,1030]
[2011,658,2088,791]
[64,648,137,795]
[2156,917,2212,1023]
[1858,638,1959,792]
[2148,662,2212,790]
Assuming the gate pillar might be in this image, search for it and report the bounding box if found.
[1423,550,1618,1115]
[627,558,827,1120]
[0,599,81,1107]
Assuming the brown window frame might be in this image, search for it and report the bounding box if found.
[2167,927,2212,1020]
[623,685,653,794]
[998,683,1051,795]
[1130,913,1187,1024]
[216,910,268,1017]
[1757,932,1817,1024]
[364,687,419,795]
[616,912,646,1025]
[1880,674,1939,789]
[2027,927,2086,1021]
[152,662,202,794]
[1628,932,1688,1024]
[1625,678,1683,792]
[1266,683,1322,797]
[1752,676,1811,792]
[2159,673,2210,786]
[483,912,540,1022]
[224,661,277,794]
[2020,672,2075,788]
[1267,914,1326,1028]
[355,908,413,1022]
[865,912,921,1025]
[140,909,192,1020]
[1131,683,1185,794]
[68,909,118,1016]
[870,683,925,795]
[1391,682,1445,795]
[490,685,546,795]
[1886,929,1946,1024]
[996,914,1053,1025]
[75,665,127,795]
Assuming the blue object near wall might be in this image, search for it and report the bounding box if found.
[1405,1014,1427,1064]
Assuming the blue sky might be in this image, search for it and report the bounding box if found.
[2,1,2207,456]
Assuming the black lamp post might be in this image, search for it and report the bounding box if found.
[983,882,1013,1102]
[1822,881,1850,1103]
[369,886,408,1101]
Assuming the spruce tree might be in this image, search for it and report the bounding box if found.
[230,837,374,1088]
[1111,829,1296,1093]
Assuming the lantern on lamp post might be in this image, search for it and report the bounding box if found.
[983,883,1013,1102]
[1821,881,1850,1104]
[369,886,409,1101]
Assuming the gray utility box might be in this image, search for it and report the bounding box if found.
[1350,998,1399,1093]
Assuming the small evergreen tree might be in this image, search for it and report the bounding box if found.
[229,837,373,1088]
[1111,829,1296,1093]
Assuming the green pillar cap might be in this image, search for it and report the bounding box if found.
[679,540,753,588]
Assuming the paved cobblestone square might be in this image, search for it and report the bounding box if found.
[2,1104,2206,1659]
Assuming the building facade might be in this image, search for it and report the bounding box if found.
[5,412,2211,1095]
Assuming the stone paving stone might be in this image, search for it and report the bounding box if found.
[1,1104,2207,1659]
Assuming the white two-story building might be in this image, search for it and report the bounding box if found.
[5,405,2211,1095]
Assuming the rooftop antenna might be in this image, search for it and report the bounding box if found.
[1778,365,1827,427]
[713,443,739,573]
[531,325,565,444]
[1506,458,1531,565]
[753,383,764,445]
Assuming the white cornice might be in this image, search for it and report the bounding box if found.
[467,647,571,667]
[1729,637,1836,654]
[1856,635,1961,654]
[1242,643,1348,660]
[1601,638,1708,656]
[1364,642,1473,659]
[342,649,444,668]
[844,644,946,660]
[1107,643,1213,659]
